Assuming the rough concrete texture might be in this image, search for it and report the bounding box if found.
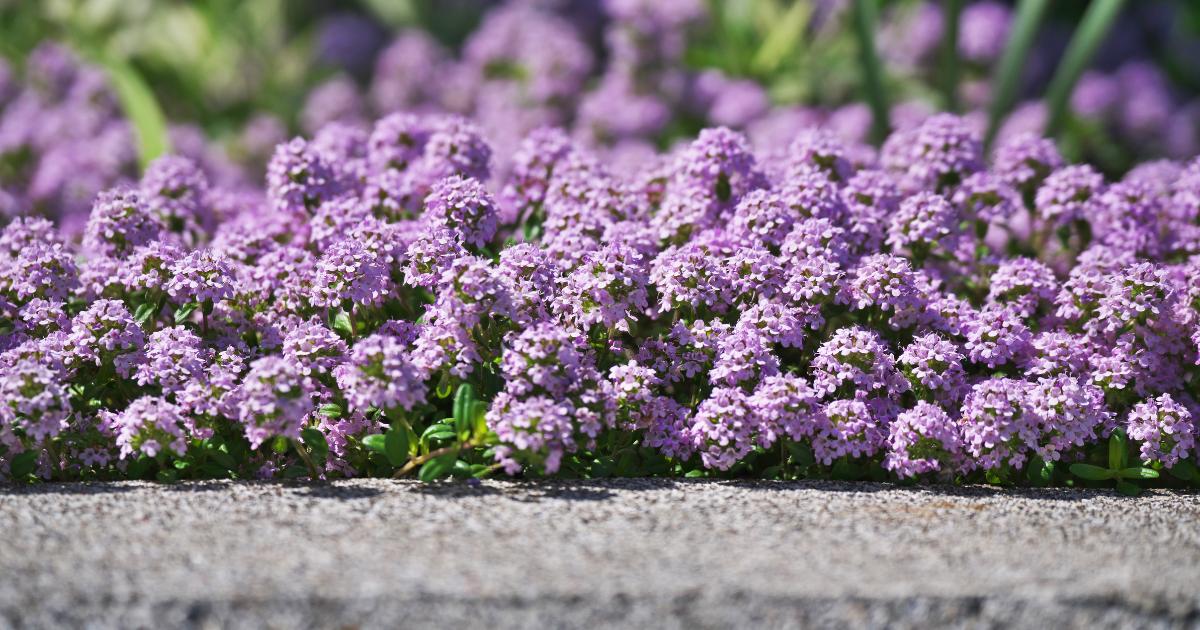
[0,479,1198,629]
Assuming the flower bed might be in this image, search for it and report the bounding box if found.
[2,103,1198,493]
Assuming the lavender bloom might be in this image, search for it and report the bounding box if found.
[958,1,1011,64]
[166,249,235,305]
[266,137,342,221]
[710,323,780,389]
[811,326,907,399]
[953,172,1021,224]
[987,257,1058,319]
[83,188,164,258]
[232,356,316,449]
[282,319,348,381]
[140,155,212,236]
[813,398,885,464]
[0,358,71,442]
[885,402,964,478]
[841,169,902,253]
[887,192,960,256]
[730,189,799,250]
[1020,331,1091,377]
[836,253,922,327]
[109,396,190,459]
[650,240,736,316]
[1025,375,1109,461]
[488,394,579,475]
[0,240,79,303]
[556,242,649,333]
[423,175,499,249]
[496,243,560,325]
[959,378,1033,470]
[334,333,426,413]
[882,113,983,191]
[1035,165,1106,227]
[992,133,1063,196]
[785,128,853,182]
[963,305,1031,370]
[691,386,763,470]
[672,127,767,211]
[1127,394,1195,468]
[898,333,968,404]
[749,374,825,443]
[311,239,391,309]
[61,299,145,378]
[500,127,574,223]
[136,326,210,394]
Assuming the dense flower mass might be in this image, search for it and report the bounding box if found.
[2,96,1200,488]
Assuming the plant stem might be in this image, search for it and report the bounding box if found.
[939,0,963,112]
[393,442,470,478]
[984,0,1050,149]
[292,438,321,480]
[1042,0,1127,137]
[851,0,890,145]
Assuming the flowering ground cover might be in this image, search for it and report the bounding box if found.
[1,2,1199,493]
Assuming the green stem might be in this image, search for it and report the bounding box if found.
[1042,0,1127,137]
[940,0,963,112]
[984,0,1050,149]
[292,438,321,480]
[851,0,890,145]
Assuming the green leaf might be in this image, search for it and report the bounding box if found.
[684,469,707,478]
[451,459,473,478]
[156,468,179,484]
[1043,0,1128,136]
[1109,430,1128,471]
[751,0,812,74]
[1168,460,1199,483]
[331,311,353,338]
[1118,467,1159,480]
[300,428,329,463]
[984,0,1051,148]
[421,423,455,441]
[1069,463,1113,481]
[174,302,199,325]
[453,383,475,436]
[1028,457,1055,486]
[787,442,815,468]
[418,453,456,482]
[208,446,236,470]
[271,435,290,454]
[318,403,343,419]
[850,0,890,144]
[9,450,38,479]
[133,302,157,325]
[384,428,409,467]
[1116,480,1141,497]
[101,57,170,168]
[362,434,387,455]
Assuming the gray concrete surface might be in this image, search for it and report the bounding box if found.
[0,479,1198,629]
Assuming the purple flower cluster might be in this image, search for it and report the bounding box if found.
[1,104,1199,485]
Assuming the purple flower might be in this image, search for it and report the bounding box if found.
[136,326,210,394]
[0,357,71,442]
[953,171,1021,224]
[987,257,1058,319]
[882,113,983,191]
[556,241,649,333]
[730,189,799,250]
[108,396,190,459]
[813,398,885,464]
[785,128,853,182]
[423,175,499,249]
[232,355,316,449]
[811,326,907,399]
[311,239,391,309]
[898,333,968,405]
[887,191,960,255]
[334,333,426,413]
[959,377,1033,470]
[749,374,824,443]
[266,137,342,221]
[710,323,779,389]
[691,386,763,470]
[166,249,235,305]
[1035,165,1106,227]
[964,306,1031,368]
[992,132,1063,195]
[83,188,165,257]
[282,319,348,380]
[140,155,213,236]
[836,253,922,327]
[1127,394,1195,468]
[1025,375,1109,461]
[61,299,145,378]
[958,1,1011,64]
[885,401,963,478]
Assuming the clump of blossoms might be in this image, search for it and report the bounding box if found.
[0,109,1197,493]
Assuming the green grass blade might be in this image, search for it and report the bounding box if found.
[751,0,814,75]
[1042,0,1127,137]
[102,58,171,169]
[850,0,890,145]
[939,0,963,112]
[984,0,1050,149]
